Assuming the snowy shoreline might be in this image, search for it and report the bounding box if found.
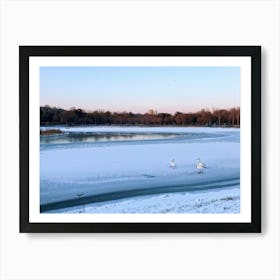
[48,186,240,214]
[42,125,240,133]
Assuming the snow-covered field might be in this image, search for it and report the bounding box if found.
[40,126,240,214]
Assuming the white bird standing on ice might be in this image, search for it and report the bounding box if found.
[196,158,206,174]
[170,159,176,169]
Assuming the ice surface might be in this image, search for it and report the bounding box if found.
[42,125,239,134]
[40,126,240,213]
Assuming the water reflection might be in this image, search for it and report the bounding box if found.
[40,132,177,145]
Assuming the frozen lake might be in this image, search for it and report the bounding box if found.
[40,126,240,213]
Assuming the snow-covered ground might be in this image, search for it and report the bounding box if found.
[40,126,240,214]
[50,186,240,214]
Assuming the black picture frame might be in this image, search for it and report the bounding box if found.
[20,46,261,233]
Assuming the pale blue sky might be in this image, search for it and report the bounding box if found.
[40,66,240,114]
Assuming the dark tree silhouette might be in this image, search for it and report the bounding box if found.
[40,106,240,127]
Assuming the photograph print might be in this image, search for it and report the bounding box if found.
[20,46,261,232]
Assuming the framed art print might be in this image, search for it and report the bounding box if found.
[19,46,261,233]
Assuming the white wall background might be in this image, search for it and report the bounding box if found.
[0,0,279,279]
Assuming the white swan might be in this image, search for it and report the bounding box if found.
[170,159,176,169]
[196,158,206,173]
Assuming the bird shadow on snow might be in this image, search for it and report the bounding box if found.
[141,174,156,178]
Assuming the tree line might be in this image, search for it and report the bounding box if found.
[40,106,240,127]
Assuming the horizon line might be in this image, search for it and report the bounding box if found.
[40,105,240,115]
